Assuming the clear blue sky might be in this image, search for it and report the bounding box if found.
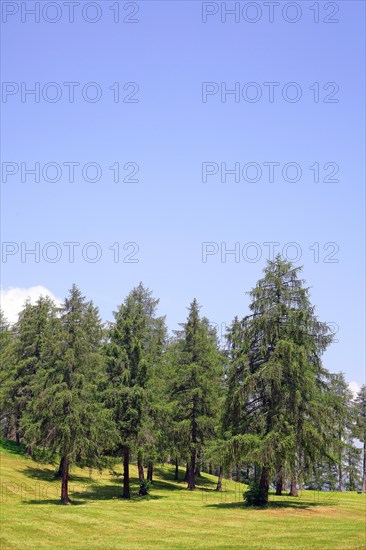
[1,1,365,385]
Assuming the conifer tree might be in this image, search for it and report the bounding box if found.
[105,283,166,498]
[169,300,223,490]
[354,385,366,492]
[21,285,113,504]
[0,309,15,439]
[225,256,333,504]
[326,372,353,491]
[1,297,57,444]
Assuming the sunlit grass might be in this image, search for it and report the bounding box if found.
[1,439,365,549]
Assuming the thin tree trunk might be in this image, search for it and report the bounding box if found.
[209,463,213,475]
[216,465,223,491]
[188,396,197,490]
[362,441,366,493]
[275,467,284,496]
[195,450,201,477]
[138,454,144,481]
[15,417,20,446]
[228,467,233,481]
[184,463,189,482]
[289,480,298,497]
[61,455,71,504]
[259,466,269,505]
[56,456,65,479]
[235,464,240,483]
[147,463,153,483]
[174,457,179,481]
[123,446,130,498]
[338,463,343,492]
[187,450,196,490]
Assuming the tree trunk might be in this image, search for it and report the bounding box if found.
[187,449,196,490]
[147,463,153,483]
[122,446,130,498]
[235,464,240,483]
[275,467,284,496]
[209,463,213,475]
[174,457,179,481]
[184,463,189,482]
[228,468,232,481]
[15,417,20,446]
[259,466,269,505]
[56,456,65,479]
[289,480,298,497]
[61,455,71,504]
[195,450,202,477]
[245,466,250,484]
[362,440,366,493]
[338,463,343,492]
[138,454,144,481]
[216,465,223,491]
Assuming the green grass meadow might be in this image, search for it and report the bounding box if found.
[1,440,365,549]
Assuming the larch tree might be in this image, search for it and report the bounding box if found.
[0,309,15,440]
[225,256,333,505]
[105,283,166,498]
[326,372,354,491]
[169,299,223,490]
[354,385,366,493]
[21,285,113,504]
[0,297,57,446]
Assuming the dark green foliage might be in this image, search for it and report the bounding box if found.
[21,285,114,503]
[325,373,354,491]
[354,385,366,492]
[0,298,57,443]
[104,283,166,497]
[138,478,151,496]
[168,299,224,490]
[244,480,268,506]
[225,256,334,503]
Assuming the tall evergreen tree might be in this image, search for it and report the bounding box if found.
[225,256,333,504]
[0,297,57,445]
[105,283,166,498]
[0,309,15,439]
[354,385,366,493]
[21,285,113,504]
[169,299,223,490]
[326,372,353,491]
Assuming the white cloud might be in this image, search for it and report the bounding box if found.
[0,286,61,324]
[349,381,362,399]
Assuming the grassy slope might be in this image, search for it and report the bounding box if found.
[1,440,365,549]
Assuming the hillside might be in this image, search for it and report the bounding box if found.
[0,440,365,549]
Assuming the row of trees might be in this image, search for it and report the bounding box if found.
[1,256,365,505]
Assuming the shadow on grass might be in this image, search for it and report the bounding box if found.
[20,473,165,505]
[22,483,163,505]
[20,466,89,484]
[154,466,217,489]
[206,497,339,510]
[22,499,87,506]
[72,483,163,502]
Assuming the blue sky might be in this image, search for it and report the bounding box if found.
[1,1,365,387]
